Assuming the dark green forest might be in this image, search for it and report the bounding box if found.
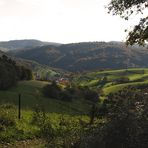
[0,55,32,90]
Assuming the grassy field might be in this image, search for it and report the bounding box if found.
[1,68,148,146]
[0,80,91,115]
[0,80,90,146]
[74,68,148,96]
[1,68,148,116]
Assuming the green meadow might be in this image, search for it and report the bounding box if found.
[1,68,148,147]
[0,80,91,115]
[74,68,148,96]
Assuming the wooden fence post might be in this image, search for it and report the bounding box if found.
[18,93,21,119]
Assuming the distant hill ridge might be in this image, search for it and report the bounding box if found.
[0,39,61,51]
[6,40,148,72]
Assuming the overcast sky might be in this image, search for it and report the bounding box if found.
[0,0,146,43]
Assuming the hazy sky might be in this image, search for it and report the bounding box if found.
[0,0,146,43]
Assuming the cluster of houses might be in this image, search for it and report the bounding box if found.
[34,72,70,85]
[55,78,70,85]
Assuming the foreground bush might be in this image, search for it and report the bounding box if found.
[0,104,17,129]
[41,116,84,148]
[80,87,148,148]
[31,106,87,147]
[31,105,46,127]
[0,104,23,143]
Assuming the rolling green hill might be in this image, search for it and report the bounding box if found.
[0,39,61,51]
[73,68,148,96]
[1,68,148,147]
[0,80,91,115]
[1,68,147,110]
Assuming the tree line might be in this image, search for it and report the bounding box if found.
[0,55,33,90]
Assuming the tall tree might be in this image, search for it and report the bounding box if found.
[108,0,148,46]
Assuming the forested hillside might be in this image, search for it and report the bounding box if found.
[9,42,148,72]
[0,49,63,81]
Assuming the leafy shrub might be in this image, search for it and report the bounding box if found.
[43,81,99,103]
[40,119,56,143]
[99,76,108,86]
[0,104,16,129]
[42,81,61,99]
[0,104,16,110]
[60,90,73,101]
[84,89,99,103]
[31,105,46,127]
[43,81,74,101]
[114,76,130,84]
[80,87,148,148]
[35,114,85,148]
[0,104,25,143]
